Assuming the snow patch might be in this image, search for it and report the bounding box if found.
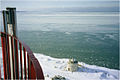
[34,53,120,80]
[0,47,119,80]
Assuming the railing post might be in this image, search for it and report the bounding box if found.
[1,7,44,80]
[19,43,23,79]
[2,11,11,79]
[1,33,7,79]
[6,8,17,37]
[2,8,18,79]
[23,47,27,79]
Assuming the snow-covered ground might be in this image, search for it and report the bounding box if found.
[34,53,120,80]
[0,48,120,80]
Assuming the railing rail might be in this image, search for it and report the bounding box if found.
[0,32,44,79]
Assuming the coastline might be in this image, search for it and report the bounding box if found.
[34,53,120,80]
[0,48,119,80]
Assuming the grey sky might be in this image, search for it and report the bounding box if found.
[0,0,119,12]
[0,0,119,32]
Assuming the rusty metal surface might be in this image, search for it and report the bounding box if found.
[0,32,44,79]
[14,39,19,79]
[1,34,7,79]
[7,35,11,79]
[23,47,27,79]
[19,43,23,79]
[11,36,16,79]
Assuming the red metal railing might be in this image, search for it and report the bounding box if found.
[0,32,44,79]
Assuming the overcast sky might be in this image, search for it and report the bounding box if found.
[0,0,119,12]
[0,0,119,31]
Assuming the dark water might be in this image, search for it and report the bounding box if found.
[16,11,119,70]
[0,11,119,69]
[18,30,119,70]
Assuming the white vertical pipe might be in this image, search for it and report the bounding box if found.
[8,24,14,79]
